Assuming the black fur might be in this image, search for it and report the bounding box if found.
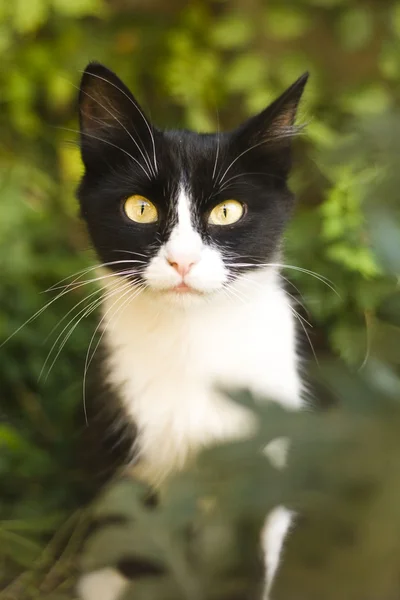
[77,62,308,283]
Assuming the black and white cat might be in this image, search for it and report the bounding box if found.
[76,62,308,600]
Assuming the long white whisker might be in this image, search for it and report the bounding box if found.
[218,172,275,196]
[46,260,145,292]
[42,286,104,345]
[1,273,106,347]
[49,268,142,292]
[279,274,310,317]
[42,279,134,383]
[42,272,134,345]
[217,140,279,186]
[223,284,248,305]
[59,127,150,179]
[112,250,148,259]
[291,309,319,366]
[237,274,313,328]
[212,111,221,182]
[225,262,339,296]
[82,283,146,423]
[86,283,146,376]
[40,294,103,382]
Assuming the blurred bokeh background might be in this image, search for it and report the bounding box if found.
[1,0,400,598]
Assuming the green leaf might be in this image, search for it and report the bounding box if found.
[264,6,310,40]
[367,209,400,275]
[12,0,48,33]
[0,513,64,533]
[210,15,253,49]
[0,529,42,567]
[377,292,400,327]
[379,42,400,80]
[306,120,339,148]
[307,0,347,5]
[330,320,367,365]
[336,8,373,51]
[340,85,392,115]
[225,53,265,92]
[81,523,167,571]
[52,0,105,17]
[244,86,275,114]
[391,2,400,39]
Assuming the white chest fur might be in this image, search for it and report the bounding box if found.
[101,270,302,486]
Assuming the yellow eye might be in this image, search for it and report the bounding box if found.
[124,195,158,224]
[208,200,244,226]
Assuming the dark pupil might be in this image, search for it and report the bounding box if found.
[223,205,227,218]
[140,202,145,215]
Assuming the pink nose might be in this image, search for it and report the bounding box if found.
[167,259,196,277]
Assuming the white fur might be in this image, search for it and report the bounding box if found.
[262,507,294,599]
[78,184,303,599]
[78,568,128,600]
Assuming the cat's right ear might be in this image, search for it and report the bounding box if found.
[78,62,154,165]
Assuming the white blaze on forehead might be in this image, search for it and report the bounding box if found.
[165,185,202,265]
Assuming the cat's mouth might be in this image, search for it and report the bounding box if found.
[174,282,193,292]
[171,282,202,294]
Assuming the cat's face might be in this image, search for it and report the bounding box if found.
[77,63,307,303]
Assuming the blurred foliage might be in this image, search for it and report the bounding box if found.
[1,0,400,597]
[80,359,400,600]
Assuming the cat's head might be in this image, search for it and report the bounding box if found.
[77,62,307,305]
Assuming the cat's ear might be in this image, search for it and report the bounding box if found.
[78,62,154,164]
[235,72,309,160]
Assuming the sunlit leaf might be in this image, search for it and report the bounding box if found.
[210,15,253,49]
[264,6,310,40]
[336,8,373,51]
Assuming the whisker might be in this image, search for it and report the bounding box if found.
[1,274,103,347]
[224,262,339,296]
[216,139,284,186]
[82,282,146,423]
[49,267,142,292]
[57,127,150,179]
[46,260,145,292]
[235,272,318,363]
[291,308,319,366]
[217,172,274,195]
[40,295,103,383]
[223,283,248,305]
[212,109,221,182]
[111,250,148,259]
[238,272,310,320]
[41,278,133,383]
[42,285,104,345]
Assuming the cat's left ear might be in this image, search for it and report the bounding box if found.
[78,62,155,167]
[235,72,309,154]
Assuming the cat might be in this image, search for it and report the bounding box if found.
[76,62,308,600]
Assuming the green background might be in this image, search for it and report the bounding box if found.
[1,0,400,597]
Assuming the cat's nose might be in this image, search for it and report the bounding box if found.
[167,258,197,277]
